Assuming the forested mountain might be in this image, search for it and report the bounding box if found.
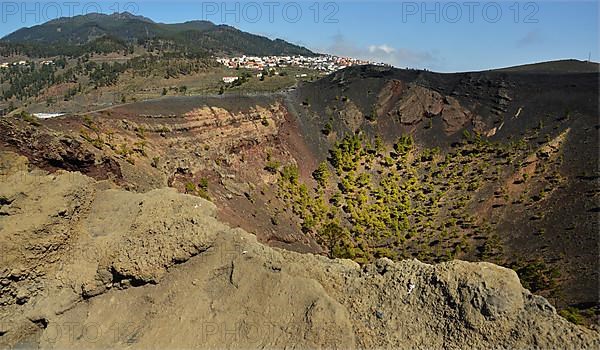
[1,12,315,57]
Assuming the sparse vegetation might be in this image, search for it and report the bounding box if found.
[322,122,333,136]
[198,177,209,190]
[511,260,560,292]
[558,307,585,325]
[17,111,40,126]
[264,160,281,174]
[312,162,330,188]
[275,130,542,263]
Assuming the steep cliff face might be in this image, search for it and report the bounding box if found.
[0,96,317,252]
[0,153,597,349]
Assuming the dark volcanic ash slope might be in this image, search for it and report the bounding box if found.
[292,62,598,152]
[289,62,599,320]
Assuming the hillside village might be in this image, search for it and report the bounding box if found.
[217,55,388,73]
[2,55,382,73]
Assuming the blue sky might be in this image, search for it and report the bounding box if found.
[0,0,597,72]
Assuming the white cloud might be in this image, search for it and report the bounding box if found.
[369,44,396,54]
[322,33,440,69]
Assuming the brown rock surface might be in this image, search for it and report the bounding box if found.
[0,154,598,349]
[376,80,477,133]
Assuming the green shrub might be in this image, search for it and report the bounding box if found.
[511,260,559,292]
[322,122,333,136]
[393,134,413,156]
[198,177,209,190]
[264,160,281,174]
[312,162,330,188]
[185,182,197,194]
[558,307,585,325]
[17,111,41,126]
[281,165,299,184]
[197,189,211,201]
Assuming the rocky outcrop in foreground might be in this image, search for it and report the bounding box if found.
[0,152,598,349]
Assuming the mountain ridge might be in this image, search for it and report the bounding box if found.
[490,59,599,74]
[1,12,315,56]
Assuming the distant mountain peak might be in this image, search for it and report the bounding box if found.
[108,11,155,23]
[1,12,315,57]
[181,20,214,25]
[45,11,153,25]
